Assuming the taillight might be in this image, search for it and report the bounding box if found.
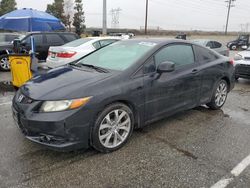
[57,52,76,58]
[229,59,234,65]
[48,51,51,56]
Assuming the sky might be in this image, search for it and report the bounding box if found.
[16,0,250,32]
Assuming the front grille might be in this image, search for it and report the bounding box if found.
[244,57,250,60]
[235,64,250,74]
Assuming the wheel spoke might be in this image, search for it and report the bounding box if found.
[100,124,112,130]
[100,131,111,141]
[104,132,113,146]
[113,131,118,146]
[114,110,119,122]
[117,111,126,123]
[118,125,130,132]
[105,114,112,124]
[116,131,123,142]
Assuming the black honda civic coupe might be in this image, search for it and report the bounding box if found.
[12,39,235,152]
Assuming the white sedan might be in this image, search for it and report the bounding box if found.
[44,37,120,68]
[234,49,250,80]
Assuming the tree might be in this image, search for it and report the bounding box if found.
[46,0,66,25]
[0,0,17,16]
[73,0,85,36]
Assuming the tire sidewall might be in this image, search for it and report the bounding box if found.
[91,103,134,153]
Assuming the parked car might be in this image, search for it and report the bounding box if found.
[12,39,235,152]
[0,32,79,71]
[0,32,23,71]
[44,37,120,68]
[0,32,21,44]
[109,33,131,39]
[234,48,250,79]
[227,34,249,50]
[193,39,229,56]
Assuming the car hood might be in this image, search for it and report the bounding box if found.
[237,51,250,58]
[21,66,114,100]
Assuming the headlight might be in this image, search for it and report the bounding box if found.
[234,54,243,61]
[40,97,92,112]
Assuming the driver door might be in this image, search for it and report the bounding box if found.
[143,44,201,123]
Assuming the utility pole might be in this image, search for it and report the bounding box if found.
[225,0,235,35]
[103,0,107,35]
[145,0,148,35]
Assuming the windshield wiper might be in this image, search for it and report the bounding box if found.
[79,63,110,73]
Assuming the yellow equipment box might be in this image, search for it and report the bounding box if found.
[9,54,32,88]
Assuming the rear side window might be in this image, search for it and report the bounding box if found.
[45,34,63,44]
[99,40,117,47]
[93,41,101,49]
[194,45,218,63]
[63,34,78,42]
[155,44,195,68]
[213,41,222,48]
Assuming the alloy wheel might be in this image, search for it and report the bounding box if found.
[98,109,131,149]
[215,82,227,107]
[0,56,10,70]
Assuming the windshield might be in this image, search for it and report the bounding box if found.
[63,38,92,47]
[77,41,156,71]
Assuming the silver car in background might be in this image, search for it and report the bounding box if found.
[193,39,229,57]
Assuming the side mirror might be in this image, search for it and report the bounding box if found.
[157,61,175,73]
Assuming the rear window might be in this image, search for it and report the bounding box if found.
[63,38,92,47]
[63,34,78,42]
[46,34,63,44]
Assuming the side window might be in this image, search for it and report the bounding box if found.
[46,34,63,44]
[206,41,213,48]
[6,35,18,42]
[22,35,43,46]
[99,40,117,47]
[155,44,195,68]
[93,41,101,49]
[194,45,218,64]
[144,57,156,74]
[213,41,222,48]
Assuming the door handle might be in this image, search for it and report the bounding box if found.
[191,69,199,74]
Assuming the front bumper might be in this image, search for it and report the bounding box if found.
[12,98,92,152]
[235,63,250,79]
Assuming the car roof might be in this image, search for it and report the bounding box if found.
[123,38,194,45]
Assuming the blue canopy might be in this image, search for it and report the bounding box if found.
[0,8,66,32]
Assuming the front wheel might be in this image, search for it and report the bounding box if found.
[230,44,237,51]
[0,54,10,71]
[207,80,228,110]
[91,103,134,153]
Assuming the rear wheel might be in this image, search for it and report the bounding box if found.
[207,80,228,110]
[230,44,237,51]
[0,55,10,71]
[92,103,134,153]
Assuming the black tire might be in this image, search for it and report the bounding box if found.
[207,80,228,110]
[230,44,237,51]
[0,54,10,71]
[91,103,134,153]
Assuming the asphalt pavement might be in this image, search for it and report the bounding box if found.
[0,59,250,188]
